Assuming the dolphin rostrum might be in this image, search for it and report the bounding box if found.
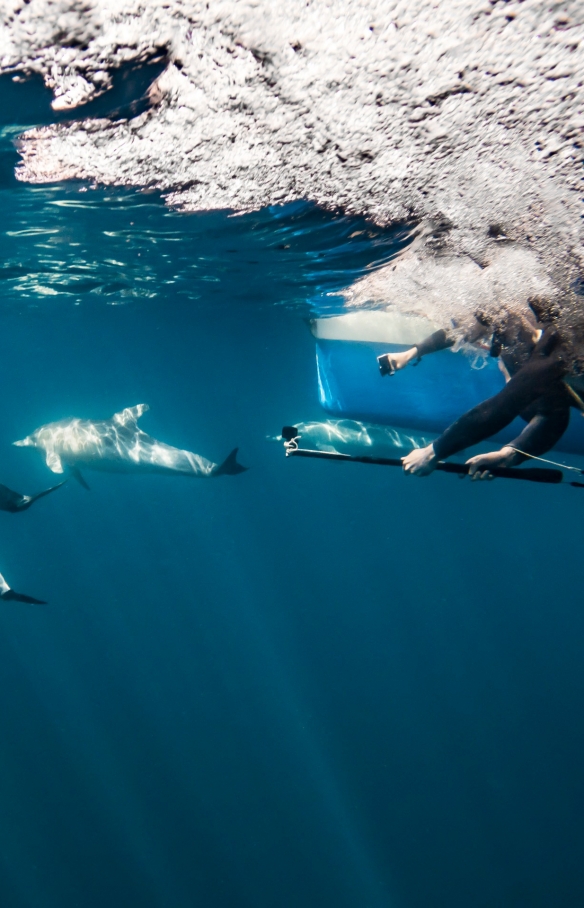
[14,404,247,488]
[0,481,67,513]
[0,571,46,604]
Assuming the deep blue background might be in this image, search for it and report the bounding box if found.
[0,76,583,908]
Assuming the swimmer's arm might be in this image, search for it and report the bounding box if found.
[415,329,455,358]
[465,406,570,477]
[505,406,571,463]
[415,319,490,356]
[403,322,490,359]
[379,318,492,373]
[379,329,456,375]
[433,330,566,461]
[403,402,570,477]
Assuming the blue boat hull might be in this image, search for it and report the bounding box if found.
[316,339,584,455]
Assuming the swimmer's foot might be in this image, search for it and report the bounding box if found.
[401,444,438,476]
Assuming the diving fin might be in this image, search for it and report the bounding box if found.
[212,448,248,477]
[1,589,47,605]
[70,467,90,490]
[18,480,68,511]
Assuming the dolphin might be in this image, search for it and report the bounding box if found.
[0,571,46,605]
[14,404,247,488]
[0,480,67,513]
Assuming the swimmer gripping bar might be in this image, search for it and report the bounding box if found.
[281,428,563,485]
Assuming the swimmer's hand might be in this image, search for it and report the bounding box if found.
[465,446,517,481]
[378,347,419,376]
[401,444,437,476]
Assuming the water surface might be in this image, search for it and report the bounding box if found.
[1,82,583,908]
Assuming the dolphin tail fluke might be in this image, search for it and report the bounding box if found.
[25,480,68,509]
[70,467,90,491]
[212,448,248,477]
[1,589,47,605]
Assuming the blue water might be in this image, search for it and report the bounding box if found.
[1,81,584,908]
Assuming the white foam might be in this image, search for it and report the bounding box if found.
[2,0,583,313]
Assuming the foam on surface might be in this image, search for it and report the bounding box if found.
[2,0,583,316]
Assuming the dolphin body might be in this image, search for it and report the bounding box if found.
[14,404,247,488]
[0,571,46,604]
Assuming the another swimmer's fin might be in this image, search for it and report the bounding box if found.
[17,480,68,512]
[212,448,248,477]
[70,467,90,490]
[1,589,47,605]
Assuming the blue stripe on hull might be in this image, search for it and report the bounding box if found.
[316,340,584,455]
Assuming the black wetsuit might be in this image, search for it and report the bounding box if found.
[414,327,572,462]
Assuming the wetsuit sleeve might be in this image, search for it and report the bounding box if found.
[415,329,455,358]
[415,318,489,358]
[506,406,571,463]
[432,328,566,461]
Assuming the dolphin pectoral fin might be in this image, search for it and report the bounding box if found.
[211,448,248,477]
[46,451,64,473]
[1,589,47,605]
[113,404,150,426]
[70,467,90,491]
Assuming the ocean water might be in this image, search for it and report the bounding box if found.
[1,81,584,908]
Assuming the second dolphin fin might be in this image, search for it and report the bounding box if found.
[70,467,91,490]
[211,448,248,477]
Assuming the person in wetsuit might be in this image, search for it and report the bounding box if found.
[377,304,574,477]
[377,307,539,380]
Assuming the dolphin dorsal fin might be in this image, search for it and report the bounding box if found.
[112,404,150,426]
